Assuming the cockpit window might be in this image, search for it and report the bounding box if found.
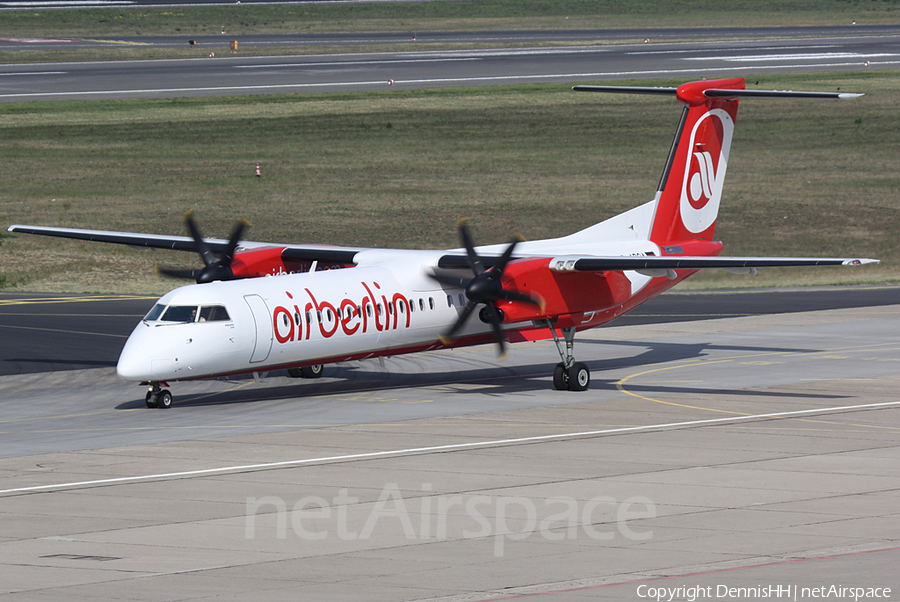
[160,305,198,323]
[199,305,230,322]
[144,304,166,322]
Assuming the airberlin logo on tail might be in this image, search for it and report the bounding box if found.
[680,108,734,234]
[688,149,718,209]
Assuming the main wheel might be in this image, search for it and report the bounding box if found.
[287,367,303,378]
[301,364,324,378]
[145,391,158,408]
[567,362,590,391]
[552,362,568,391]
[157,389,173,409]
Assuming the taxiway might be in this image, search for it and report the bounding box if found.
[0,303,898,600]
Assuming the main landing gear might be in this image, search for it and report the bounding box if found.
[546,322,590,391]
[145,382,173,409]
[287,364,324,379]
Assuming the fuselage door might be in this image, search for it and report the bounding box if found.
[244,294,273,363]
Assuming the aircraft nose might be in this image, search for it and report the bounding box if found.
[117,343,152,381]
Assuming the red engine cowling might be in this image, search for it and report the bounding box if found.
[229,247,292,278]
[230,247,354,279]
[496,258,632,323]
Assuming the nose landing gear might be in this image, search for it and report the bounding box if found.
[145,382,173,409]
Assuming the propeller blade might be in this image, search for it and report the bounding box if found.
[183,210,216,268]
[483,303,508,360]
[457,218,484,276]
[439,302,477,344]
[155,264,200,281]
[491,234,525,276]
[220,218,251,268]
[496,288,543,308]
[427,271,470,289]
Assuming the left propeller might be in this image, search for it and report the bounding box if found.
[155,210,251,284]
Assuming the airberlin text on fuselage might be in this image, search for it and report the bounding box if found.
[271,281,411,345]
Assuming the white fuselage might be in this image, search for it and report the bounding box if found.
[117,229,661,383]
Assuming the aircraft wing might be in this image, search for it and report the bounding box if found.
[5,224,362,264]
[437,253,878,271]
[547,255,879,271]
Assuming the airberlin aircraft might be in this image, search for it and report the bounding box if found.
[8,78,878,408]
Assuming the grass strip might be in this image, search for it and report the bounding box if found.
[1,71,897,294]
[2,0,897,63]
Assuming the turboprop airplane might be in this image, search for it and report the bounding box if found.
[7,78,877,408]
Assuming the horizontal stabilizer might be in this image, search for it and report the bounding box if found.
[573,85,862,100]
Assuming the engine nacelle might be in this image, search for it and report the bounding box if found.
[496,258,632,322]
[231,247,351,279]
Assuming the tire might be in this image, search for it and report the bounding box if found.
[287,367,304,378]
[567,362,590,391]
[301,364,324,379]
[145,391,158,408]
[157,389,173,409]
[552,363,568,391]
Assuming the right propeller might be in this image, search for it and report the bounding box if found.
[156,210,251,284]
[429,219,544,359]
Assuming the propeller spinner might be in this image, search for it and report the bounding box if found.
[429,219,543,359]
[156,211,251,284]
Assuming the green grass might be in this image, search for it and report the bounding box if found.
[1,0,899,64]
[1,71,898,293]
[2,0,898,37]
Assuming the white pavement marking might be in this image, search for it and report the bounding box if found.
[233,58,480,68]
[0,71,66,76]
[684,52,900,62]
[7,61,900,101]
[2,400,898,495]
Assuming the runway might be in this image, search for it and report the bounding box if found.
[1,27,899,101]
[1,303,898,599]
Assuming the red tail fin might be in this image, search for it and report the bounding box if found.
[649,77,743,243]
[573,79,862,244]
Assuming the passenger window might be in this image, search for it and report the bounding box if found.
[447,295,453,307]
[458,293,465,306]
[419,299,425,311]
[429,297,435,310]
[161,305,198,323]
[367,304,373,317]
[144,304,166,321]
[199,305,230,322]
[388,303,394,315]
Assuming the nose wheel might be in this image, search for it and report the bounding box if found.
[547,323,591,391]
[145,382,173,409]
